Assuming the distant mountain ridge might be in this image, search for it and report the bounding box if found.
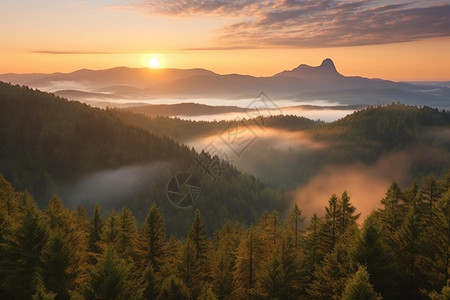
[1,59,449,108]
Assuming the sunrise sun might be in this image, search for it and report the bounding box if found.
[149,57,161,69]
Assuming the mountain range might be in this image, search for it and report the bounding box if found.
[1,58,449,108]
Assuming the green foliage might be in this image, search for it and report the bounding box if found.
[1,170,450,299]
[0,197,49,299]
[138,203,167,272]
[353,213,401,300]
[157,275,191,300]
[83,247,142,300]
[0,82,284,236]
[341,266,380,300]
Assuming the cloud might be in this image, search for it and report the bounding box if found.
[32,50,116,55]
[292,151,414,222]
[130,0,450,48]
[60,162,172,207]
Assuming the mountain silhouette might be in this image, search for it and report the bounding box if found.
[275,58,342,79]
[0,59,448,107]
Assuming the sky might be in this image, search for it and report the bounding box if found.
[1,0,450,80]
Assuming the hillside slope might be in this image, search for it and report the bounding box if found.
[0,82,284,235]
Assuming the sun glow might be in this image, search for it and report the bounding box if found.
[149,57,161,69]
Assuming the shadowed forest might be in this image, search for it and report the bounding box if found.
[0,173,449,299]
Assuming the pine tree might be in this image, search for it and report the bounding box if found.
[353,213,401,300]
[417,191,450,294]
[325,194,341,248]
[116,207,138,262]
[187,208,209,289]
[257,210,281,254]
[379,182,405,235]
[339,191,360,233]
[302,213,325,285]
[102,211,119,246]
[341,266,380,300]
[395,206,422,299]
[138,203,167,272]
[83,247,142,300]
[287,204,305,249]
[258,231,301,299]
[420,174,442,223]
[177,239,201,298]
[210,222,243,300]
[87,204,103,259]
[157,275,191,300]
[232,226,263,299]
[41,229,80,299]
[0,198,49,299]
[307,225,358,299]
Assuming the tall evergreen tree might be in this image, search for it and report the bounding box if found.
[339,191,360,233]
[395,206,422,299]
[41,229,80,300]
[157,275,191,300]
[177,239,201,298]
[116,207,138,262]
[187,209,209,285]
[307,225,358,299]
[138,203,167,272]
[379,182,405,236]
[286,204,305,249]
[341,266,380,300]
[420,174,442,222]
[83,247,142,300]
[0,198,49,299]
[417,191,450,294]
[87,204,103,259]
[325,194,341,248]
[353,213,401,300]
[232,226,263,299]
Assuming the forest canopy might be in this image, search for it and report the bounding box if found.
[0,172,449,299]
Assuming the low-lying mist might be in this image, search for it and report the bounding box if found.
[60,162,172,208]
[292,152,414,222]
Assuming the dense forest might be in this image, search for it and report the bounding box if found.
[0,172,449,299]
[0,82,284,236]
[113,103,450,190]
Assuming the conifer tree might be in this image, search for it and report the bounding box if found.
[116,206,138,262]
[420,174,442,222]
[0,198,49,299]
[157,275,191,300]
[88,204,103,259]
[379,182,404,235]
[102,211,119,246]
[395,206,422,298]
[138,203,167,272]
[286,204,305,249]
[83,247,142,300]
[307,225,358,299]
[353,213,401,300]
[187,208,209,285]
[339,191,360,233]
[341,266,380,300]
[232,226,263,299]
[178,239,201,298]
[417,191,450,294]
[41,229,80,299]
[325,194,341,248]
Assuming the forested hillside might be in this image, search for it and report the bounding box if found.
[0,173,448,299]
[0,82,283,235]
[113,103,450,190]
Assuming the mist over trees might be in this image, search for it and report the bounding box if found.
[1,172,449,299]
